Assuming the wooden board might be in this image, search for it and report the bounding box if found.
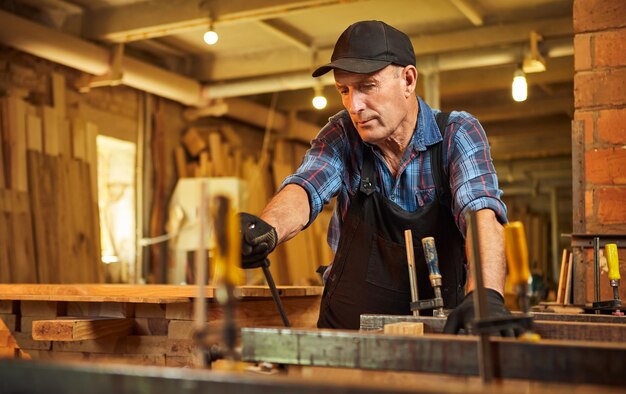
[0,284,322,303]
[5,190,37,283]
[32,317,132,341]
[556,249,568,304]
[41,106,59,156]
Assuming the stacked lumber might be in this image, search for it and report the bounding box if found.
[176,126,243,179]
[0,73,102,283]
[0,285,321,366]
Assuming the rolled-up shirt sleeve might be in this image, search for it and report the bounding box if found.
[280,122,345,227]
[446,112,508,236]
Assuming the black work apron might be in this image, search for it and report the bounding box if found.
[317,120,467,329]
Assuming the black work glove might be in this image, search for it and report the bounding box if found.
[443,289,515,337]
[239,212,278,267]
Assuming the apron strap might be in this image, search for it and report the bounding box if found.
[431,112,451,204]
[359,147,377,195]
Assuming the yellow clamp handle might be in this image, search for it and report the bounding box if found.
[504,221,530,286]
[606,244,621,281]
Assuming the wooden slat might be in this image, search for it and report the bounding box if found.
[556,249,568,304]
[50,73,66,120]
[26,114,43,152]
[0,192,10,283]
[32,317,132,341]
[208,132,225,176]
[174,146,187,178]
[383,322,424,336]
[71,119,86,160]
[41,106,59,156]
[27,152,60,283]
[85,122,98,204]
[21,301,65,317]
[564,252,574,305]
[57,119,72,157]
[181,127,206,158]
[3,97,28,192]
[7,191,37,283]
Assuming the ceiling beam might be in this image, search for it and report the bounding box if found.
[257,19,311,52]
[449,0,484,26]
[193,16,572,81]
[453,93,573,123]
[84,0,360,43]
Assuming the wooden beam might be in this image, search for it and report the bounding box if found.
[242,327,626,386]
[85,0,357,43]
[32,317,132,341]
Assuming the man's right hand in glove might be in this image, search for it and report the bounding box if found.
[239,212,278,267]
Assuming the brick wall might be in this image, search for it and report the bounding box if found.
[573,0,626,302]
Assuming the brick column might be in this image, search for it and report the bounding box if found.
[573,0,626,303]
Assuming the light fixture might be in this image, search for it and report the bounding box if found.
[522,31,546,74]
[512,67,527,102]
[312,85,327,110]
[203,20,218,45]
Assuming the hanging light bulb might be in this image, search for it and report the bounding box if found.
[512,68,527,102]
[203,21,218,45]
[312,85,327,110]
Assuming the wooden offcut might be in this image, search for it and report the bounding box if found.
[383,322,424,336]
[32,317,132,341]
[181,127,206,158]
[556,249,569,304]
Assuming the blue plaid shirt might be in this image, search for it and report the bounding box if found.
[282,97,507,255]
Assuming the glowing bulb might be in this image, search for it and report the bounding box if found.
[512,69,527,102]
[203,30,219,45]
[312,95,327,110]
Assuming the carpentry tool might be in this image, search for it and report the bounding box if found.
[419,237,445,318]
[592,243,623,315]
[404,230,420,317]
[242,258,291,327]
[196,194,244,368]
[504,221,540,341]
[465,210,494,382]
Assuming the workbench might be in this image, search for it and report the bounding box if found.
[0,284,322,365]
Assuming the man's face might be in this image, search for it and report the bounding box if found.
[334,65,409,145]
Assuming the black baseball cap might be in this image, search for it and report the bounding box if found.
[312,20,416,77]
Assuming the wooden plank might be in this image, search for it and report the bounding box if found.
[0,301,17,314]
[56,156,73,283]
[242,328,626,387]
[0,314,17,331]
[85,122,98,204]
[52,335,165,355]
[41,106,59,156]
[8,191,37,283]
[21,301,65,317]
[556,249,568,304]
[208,132,225,176]
[564,252,574,305]
[32,317,132,341]
[71,119,86,160]
[57,119,72,157]
[533,320,626,343]
[3,97,28,192]
[0,193,10,283]
[181,127,206,158]
[27,152,60,283]
[175,146,187,178]
[66,302,133,318]
[26,114,43,152]
[134,303,166,318]
[50,73,66,120]
[133,318,169,336]
[383,322,424,336]
[12,332,51,351]
[0,284,321,302]
[88,353,165,366]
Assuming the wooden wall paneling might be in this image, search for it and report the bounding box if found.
[9,191,37,283]
[57,157,74,283]
[70,160,91,282]
[80,160,102,283]
[50,73,66,120]
[3,97,28,192]
[41,106,59,156]
[27,152,62,283]
[26,115,43,153]
[85,122,98,203]
[71,119,86,161]
[0,104,6,189]
[0,192,9,283]
[57,119,72,158]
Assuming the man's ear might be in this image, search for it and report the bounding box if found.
[403,66,418,96]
